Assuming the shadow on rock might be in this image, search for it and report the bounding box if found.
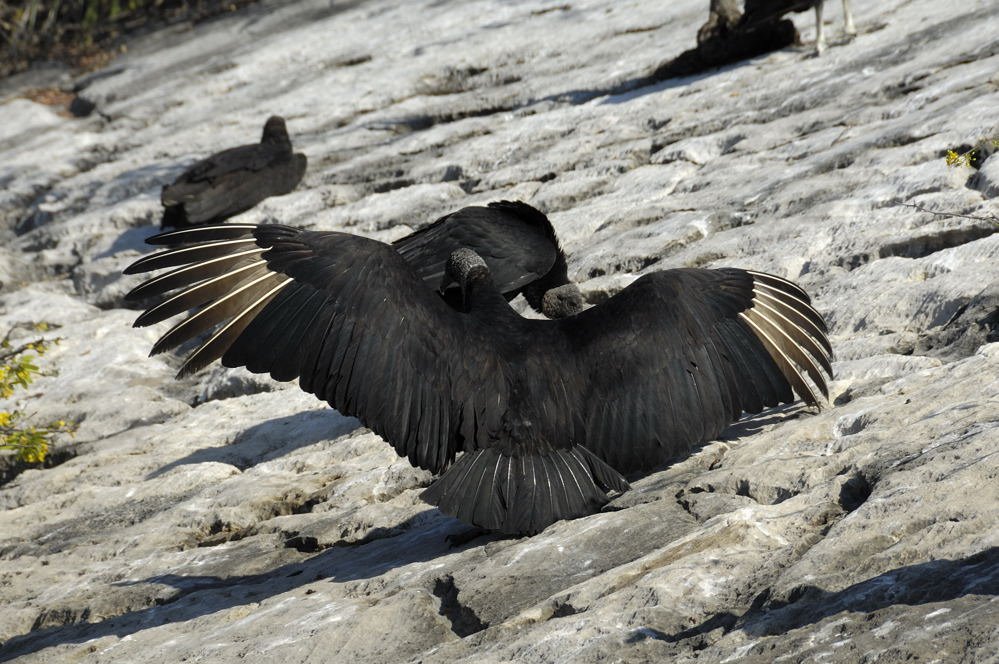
[650,17,798,83]
[717,404,809,441]
[534,57,756,111]
[546,2,802,108]
[745,547,999,636]
[147,409,361,478]
[634,547,999,646]
[96,224,161,261]
[0,511,486,662]
[914,289,999,361]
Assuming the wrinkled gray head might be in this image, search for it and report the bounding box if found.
[541,283,585,319]
[441,247,489,292]
[261,116,291,146]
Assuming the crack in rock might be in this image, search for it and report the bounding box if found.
[836,470,874,514]
[550,600,581,618]
[878,225,999,261]
[432,575,489,638]
[0,447,76,487]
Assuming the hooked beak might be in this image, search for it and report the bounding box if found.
[438,271,466,310]
[438,271,457,294]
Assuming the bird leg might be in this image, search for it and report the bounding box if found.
[842,0,856,36]
[815,0,857,55]
[813,1,827,55]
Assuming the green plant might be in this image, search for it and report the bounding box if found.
[0,323,76,464]
[1,1,258,78]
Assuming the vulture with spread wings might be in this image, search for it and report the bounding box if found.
[160,116,307,228]
[124,205,832,535]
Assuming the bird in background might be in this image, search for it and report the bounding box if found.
[124,201,832,535]
[160,115,307,228]
[742,0,856,54]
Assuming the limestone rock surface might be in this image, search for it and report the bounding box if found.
[1,0,997,662]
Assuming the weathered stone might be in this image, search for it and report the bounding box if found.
[969,153,999,199]
[1,0,996,662]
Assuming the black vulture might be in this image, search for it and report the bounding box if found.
[160,116,307,228]
[742,0,856,54]
[124,221,833,535]
[393,200,583,318]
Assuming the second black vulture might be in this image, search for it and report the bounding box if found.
[393,200,584,318]
[160,116,307,228]
[742,0,856,54]
[124,219,833,535]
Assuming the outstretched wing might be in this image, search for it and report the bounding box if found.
[125,224,629,534]
[393,201,565,303]
[125,224,506,475]
[560,267,832,474]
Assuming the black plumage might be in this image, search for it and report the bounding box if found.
[741,0,855,54]
[393,200,583,318]
[160,116,307,228]
[124,220,833,535]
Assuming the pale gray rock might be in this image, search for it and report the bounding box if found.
[193,366,280,404]
[970,152,999,199]
[1,0,997,662]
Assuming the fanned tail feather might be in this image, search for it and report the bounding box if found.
[421,446,629,535]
